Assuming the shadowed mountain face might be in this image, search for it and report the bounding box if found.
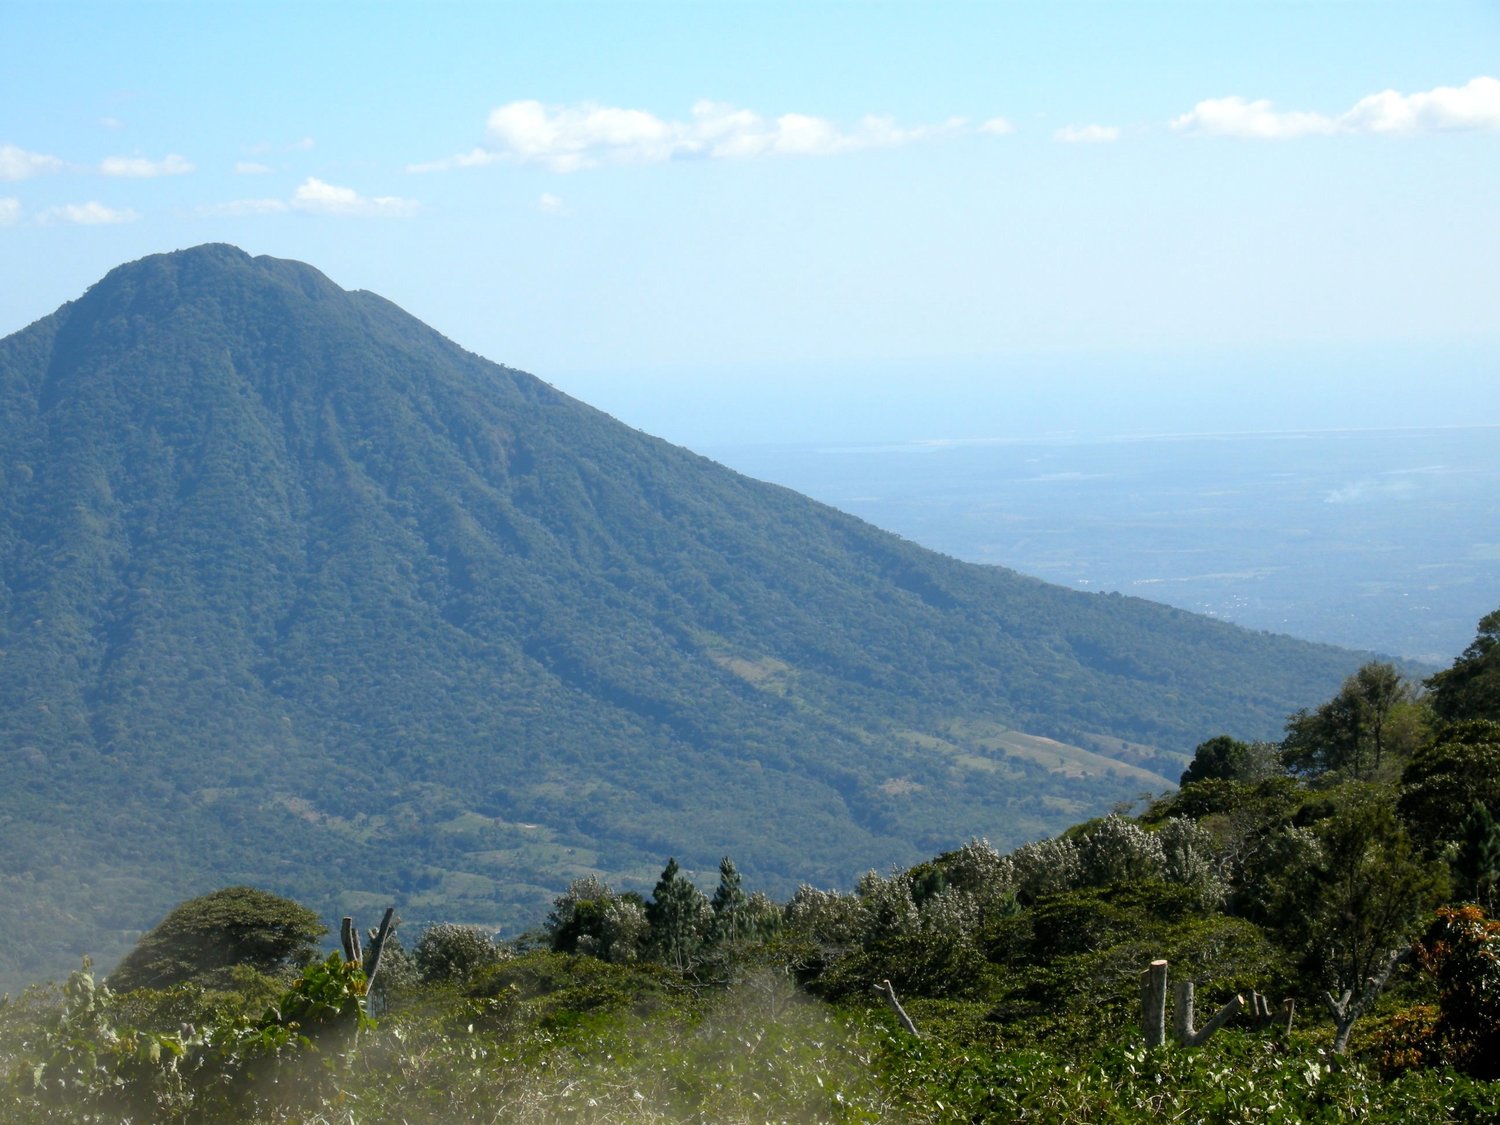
[0,245,1365,988]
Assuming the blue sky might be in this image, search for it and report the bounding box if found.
[4,1,1498,445]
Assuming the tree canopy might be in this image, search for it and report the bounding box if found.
[108,886,325,992]
[1427,608,1500,724]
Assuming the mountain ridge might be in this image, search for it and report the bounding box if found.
[0,245,1372,989]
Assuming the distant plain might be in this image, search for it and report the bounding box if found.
[706,425,1499,665]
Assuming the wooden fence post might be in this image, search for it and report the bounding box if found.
[1139,959,1168,1048]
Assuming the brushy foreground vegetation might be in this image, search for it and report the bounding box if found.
[3,611,1497,1122]
[4,949,1498,1123]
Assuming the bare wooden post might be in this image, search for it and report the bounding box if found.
[872,979,920,1038]
[340,917,363,964]
[340,908,398,988]
[1244,991,1296,1035]
[1172,978,1244,1047]
[364,907,398,988]
[1140,959,1168,1048]
[1250,991,1269,1025]
[1172,979,1194,1044]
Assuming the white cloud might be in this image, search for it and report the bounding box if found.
[234,161,273,175]
[38,201,139,225]
[0,143,64,181]
[1172,76,1500,138]
[100,153,194,177]
[290,137,315,151]
[417,99,964,173]
[1054,123,1120,144]
[290,177,419,217]
[99,116,124,130]
[199,178,418,219]
[407,147,502,174]
[1170,97,1337,139]
[537,192,567,215]
[0,198,20,225]
[979,116,1017,136]
[1342,76,1500,133]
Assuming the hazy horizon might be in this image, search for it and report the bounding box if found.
[701,422,1499,667]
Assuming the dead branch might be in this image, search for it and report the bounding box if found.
[872,979,920,1038]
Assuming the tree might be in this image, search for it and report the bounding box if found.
[1281,662,1415,780]
[1397,720,1500,851]
[646,858,709,972]
[1077,815,1164,886]
[412,923,504,985]
[109,886,325,992]
[708,856,751,947]
[1180,735,1261,787]
[547,874,614,955]
[547,875,648,963]
[1157,817,1225,906]
[1427,608,1500,724]
[1451,803,1500,914]
[1286,788,1444,1053]
[1416,905,1500,1078]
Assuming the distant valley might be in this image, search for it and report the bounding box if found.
[707,427,1499,665]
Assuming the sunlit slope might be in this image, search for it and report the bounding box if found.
[0,245,1365,989]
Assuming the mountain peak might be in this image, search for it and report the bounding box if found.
[79,243,347,318]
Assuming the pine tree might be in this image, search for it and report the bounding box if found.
[646,858,708,971]
[1453,802,1500,913]
[709,856,751,947]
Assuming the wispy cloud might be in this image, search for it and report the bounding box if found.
[1054,123,1120,144]
[0,143,64,181]
[1172,76,1500,138]
[233,161,273,175]
[537,192,567,215]
[0,197,20,226]
[291,177,418,216]
[203,177,419,218]
[407,147,501,174]
[100,153,194,178]
[412,99,966,173]
[38,201,139,225]
[978,116,1017,136]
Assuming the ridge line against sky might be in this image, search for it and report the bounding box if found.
[3,2,1498,445]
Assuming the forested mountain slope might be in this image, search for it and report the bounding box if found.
[0,245,1369,989]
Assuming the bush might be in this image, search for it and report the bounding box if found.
[109,887,324,992]
[413,923,505,985]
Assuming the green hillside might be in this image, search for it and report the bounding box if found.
[0,245,1372,991]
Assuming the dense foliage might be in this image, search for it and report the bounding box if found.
[1,612,1496,1121]
[107,887,325,993]
[0,244,1378,990]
